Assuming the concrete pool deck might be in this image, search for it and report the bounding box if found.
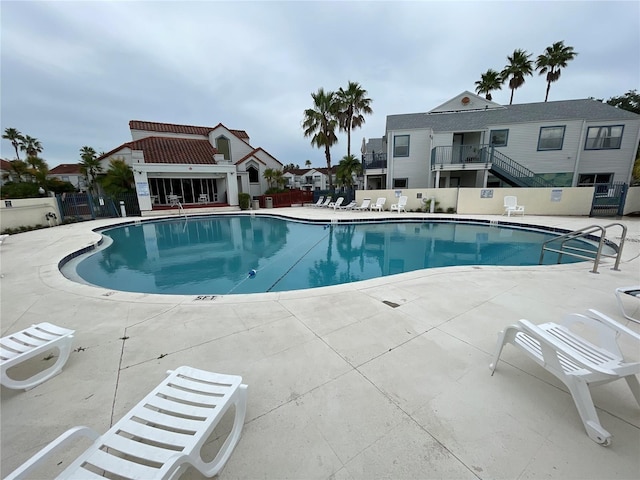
[1,209,639,479]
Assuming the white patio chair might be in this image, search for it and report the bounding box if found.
[370,197,386,212]
[6,366,248,479]
[318,197,332,208]
[615,286,640,323]
[328,197,344,210]
[311,196,325,207]
[1,323,75,390]
[339,200,358,210]
[503,196,524,216]
[354,198,371,210]
[489,309,640,446]
[390,196,408,212]
[198,193,209,203]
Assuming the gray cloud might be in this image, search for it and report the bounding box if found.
[2,1,638,167]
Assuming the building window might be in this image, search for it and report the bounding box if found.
[393,178,408,188]
[537,126,565,150]
[216,136,231,160]
[585,125,623,150]
[577,173,613,186]
[393,135,409,157]
[248,166,259,183]
[489,129,508,147]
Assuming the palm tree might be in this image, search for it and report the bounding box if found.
[263,168,276,189]
[536,41,578,102]
[3,159,29,182]
[501,49,533,105]
[79,146,103,193]
[336,81,373,158]
[474,69,503,101]
[272,169,285,189]
[20,135,42,159]
[100,158,134,195]
[2,128,24,160]
[305,160,312,168]
[336,154,362,187]
[303,88,340,190]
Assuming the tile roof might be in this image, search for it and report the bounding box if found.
[49,164,82,174]
[386,98,640,132]
[127,137,218,164]
[129,120,250,140]
[1,159,12,171]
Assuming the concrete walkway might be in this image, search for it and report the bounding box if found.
[1,210,639,479]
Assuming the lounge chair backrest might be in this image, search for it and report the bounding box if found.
[1,323,75,391]
[504,196,517,208]
[490,309,640,446]
[6,366,248,479]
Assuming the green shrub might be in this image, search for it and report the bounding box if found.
[238,193,251,210]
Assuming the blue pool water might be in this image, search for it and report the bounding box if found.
[68,215,599,295]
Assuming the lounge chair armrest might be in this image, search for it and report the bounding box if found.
[5,426,100,480]
[587,309,640,342]
[518,319,619,376]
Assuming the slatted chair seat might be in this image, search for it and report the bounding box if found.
[6,366,248,480]
[1,322,75,390]
[490,309,640,446]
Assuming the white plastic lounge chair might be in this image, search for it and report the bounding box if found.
[339,200,358,210]
[318,197,332,208]
[1,323,75,391]
[615,286,640,323]
[329,197,344,210]
[311,196,325,207]
[6,366,248,480]
[489,309,640,446]
[503,196,524,216]
[354,198,371,210]
[0,234,9,245]
[370,197,386,212]
[390,196,408,212]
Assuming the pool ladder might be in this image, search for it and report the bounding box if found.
[539,223,627,273]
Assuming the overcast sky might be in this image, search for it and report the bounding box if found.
[2,0,639,169]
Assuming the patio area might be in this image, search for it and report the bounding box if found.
[1,209,639,479]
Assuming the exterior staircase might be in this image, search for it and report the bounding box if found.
[430,145,555,188]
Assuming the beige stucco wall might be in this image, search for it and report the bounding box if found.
[623,186,640,215]
[0,197,61,231]
[457,187,594,215]
[360,187,600,215]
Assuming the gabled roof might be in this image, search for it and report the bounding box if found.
[429,91,503,114]
[129,120,250,140]
[49,163,81,175]
[387,98,640,132]
[0,159,12,171]
[285,168,313,175]
[98,137,218,165]
[235,147,283,167]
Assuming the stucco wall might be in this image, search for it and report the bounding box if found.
[358,187,601,215]
[0,197,61,231]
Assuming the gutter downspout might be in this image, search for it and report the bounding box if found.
[572,120,587,186]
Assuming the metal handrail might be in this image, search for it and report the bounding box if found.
[539,223,627,273]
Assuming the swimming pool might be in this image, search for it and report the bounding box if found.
[65,215,603,295]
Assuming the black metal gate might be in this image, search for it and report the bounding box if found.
[589,182,627,217]
[56,192,141,221]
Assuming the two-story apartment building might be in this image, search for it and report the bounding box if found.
[283,168,333,191]
[363,91,640,190]
[98,120,283,212]
[48,164,87,191]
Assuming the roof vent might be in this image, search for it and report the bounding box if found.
[461,96,470,105]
